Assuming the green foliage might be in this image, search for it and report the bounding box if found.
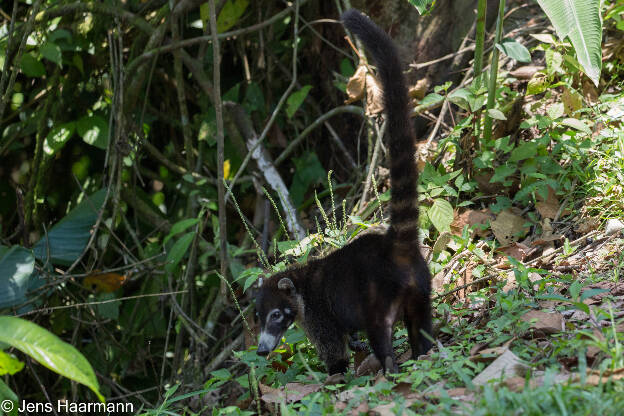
[0,246,35,309]
[407,0,436,15]
[495,38,531,62]
[536,0,602,85]
[32,188,107,265]
[0,316,103,401]
[286,85,312,119]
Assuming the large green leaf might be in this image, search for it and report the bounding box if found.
[0,378,18,416]
[0,246,37,309]
[536,0,602,86]
[0,316,103,401]
[33,189,107,265]
[216,0,249,32]
[428,199,454,233]
[19,53,45,77]
[76,115,109,149]
[165,232,196,273]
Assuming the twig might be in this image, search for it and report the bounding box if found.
[16,291,187,316]
[358,120,386,213]
[274,105,365,166]
[27,359,59,416]
[208,0,229,291]
[426,100,449,145]
[410,45,476,70]
[525,230,600,267]
[205,332,244,373]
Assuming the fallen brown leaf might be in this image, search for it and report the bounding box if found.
[562,87,583,116]
[510,65,545,79]
[535,186,560,219]
[259,382,322,404]
[521,310,564,335]
[451,209,493,237]
[491,210,529,246]
[499,242,531,261]
[472,348,529,385]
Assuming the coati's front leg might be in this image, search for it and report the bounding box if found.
[310,325,349,375]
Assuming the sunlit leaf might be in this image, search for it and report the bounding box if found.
[76,115,109,150]
[0,246,36,309]
[496,39,531,62]
[428,199,454,233]
[44,122,75,155]
[536,0,602,86]
[0,316,103,401]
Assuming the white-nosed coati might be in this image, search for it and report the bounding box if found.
[255,9,432,374]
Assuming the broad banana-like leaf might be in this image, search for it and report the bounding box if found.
[536,0,602,86]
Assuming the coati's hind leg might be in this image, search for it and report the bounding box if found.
[404,290,432,358]
[366,323,397,373]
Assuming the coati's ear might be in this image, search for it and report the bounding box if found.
[278,278,296,297]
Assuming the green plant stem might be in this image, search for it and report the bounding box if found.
[483,0,506,141]
[473,0,487,88]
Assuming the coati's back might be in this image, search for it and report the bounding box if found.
[256,9,431,374]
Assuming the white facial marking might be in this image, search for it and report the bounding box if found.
[258,277,263,287]
[268,308,283,323]
[258,331,278,348]
[284,308,292,315]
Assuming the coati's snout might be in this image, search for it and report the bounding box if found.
[255,277,298,356]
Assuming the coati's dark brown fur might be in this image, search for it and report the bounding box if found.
[255,9,432,374]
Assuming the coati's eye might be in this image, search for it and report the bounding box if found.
[271,310,282,320]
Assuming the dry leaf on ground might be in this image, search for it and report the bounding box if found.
[498,242,531,261]
[536,186,561,219]
[575,217,600,234]
[491,210,529,246]
[451,209,493,237]
[472,348,529,386]
[259,383,322,404]
[521,310,564,335]
[510,65,545,79]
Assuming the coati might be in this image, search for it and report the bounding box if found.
[255,9,432,374]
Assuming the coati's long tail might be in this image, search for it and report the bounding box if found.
[342,10,420,253]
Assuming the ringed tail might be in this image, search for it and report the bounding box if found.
[342,10,420,252]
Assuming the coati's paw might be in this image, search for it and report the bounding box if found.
[384,356,399,374]
[324,373,346,385]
